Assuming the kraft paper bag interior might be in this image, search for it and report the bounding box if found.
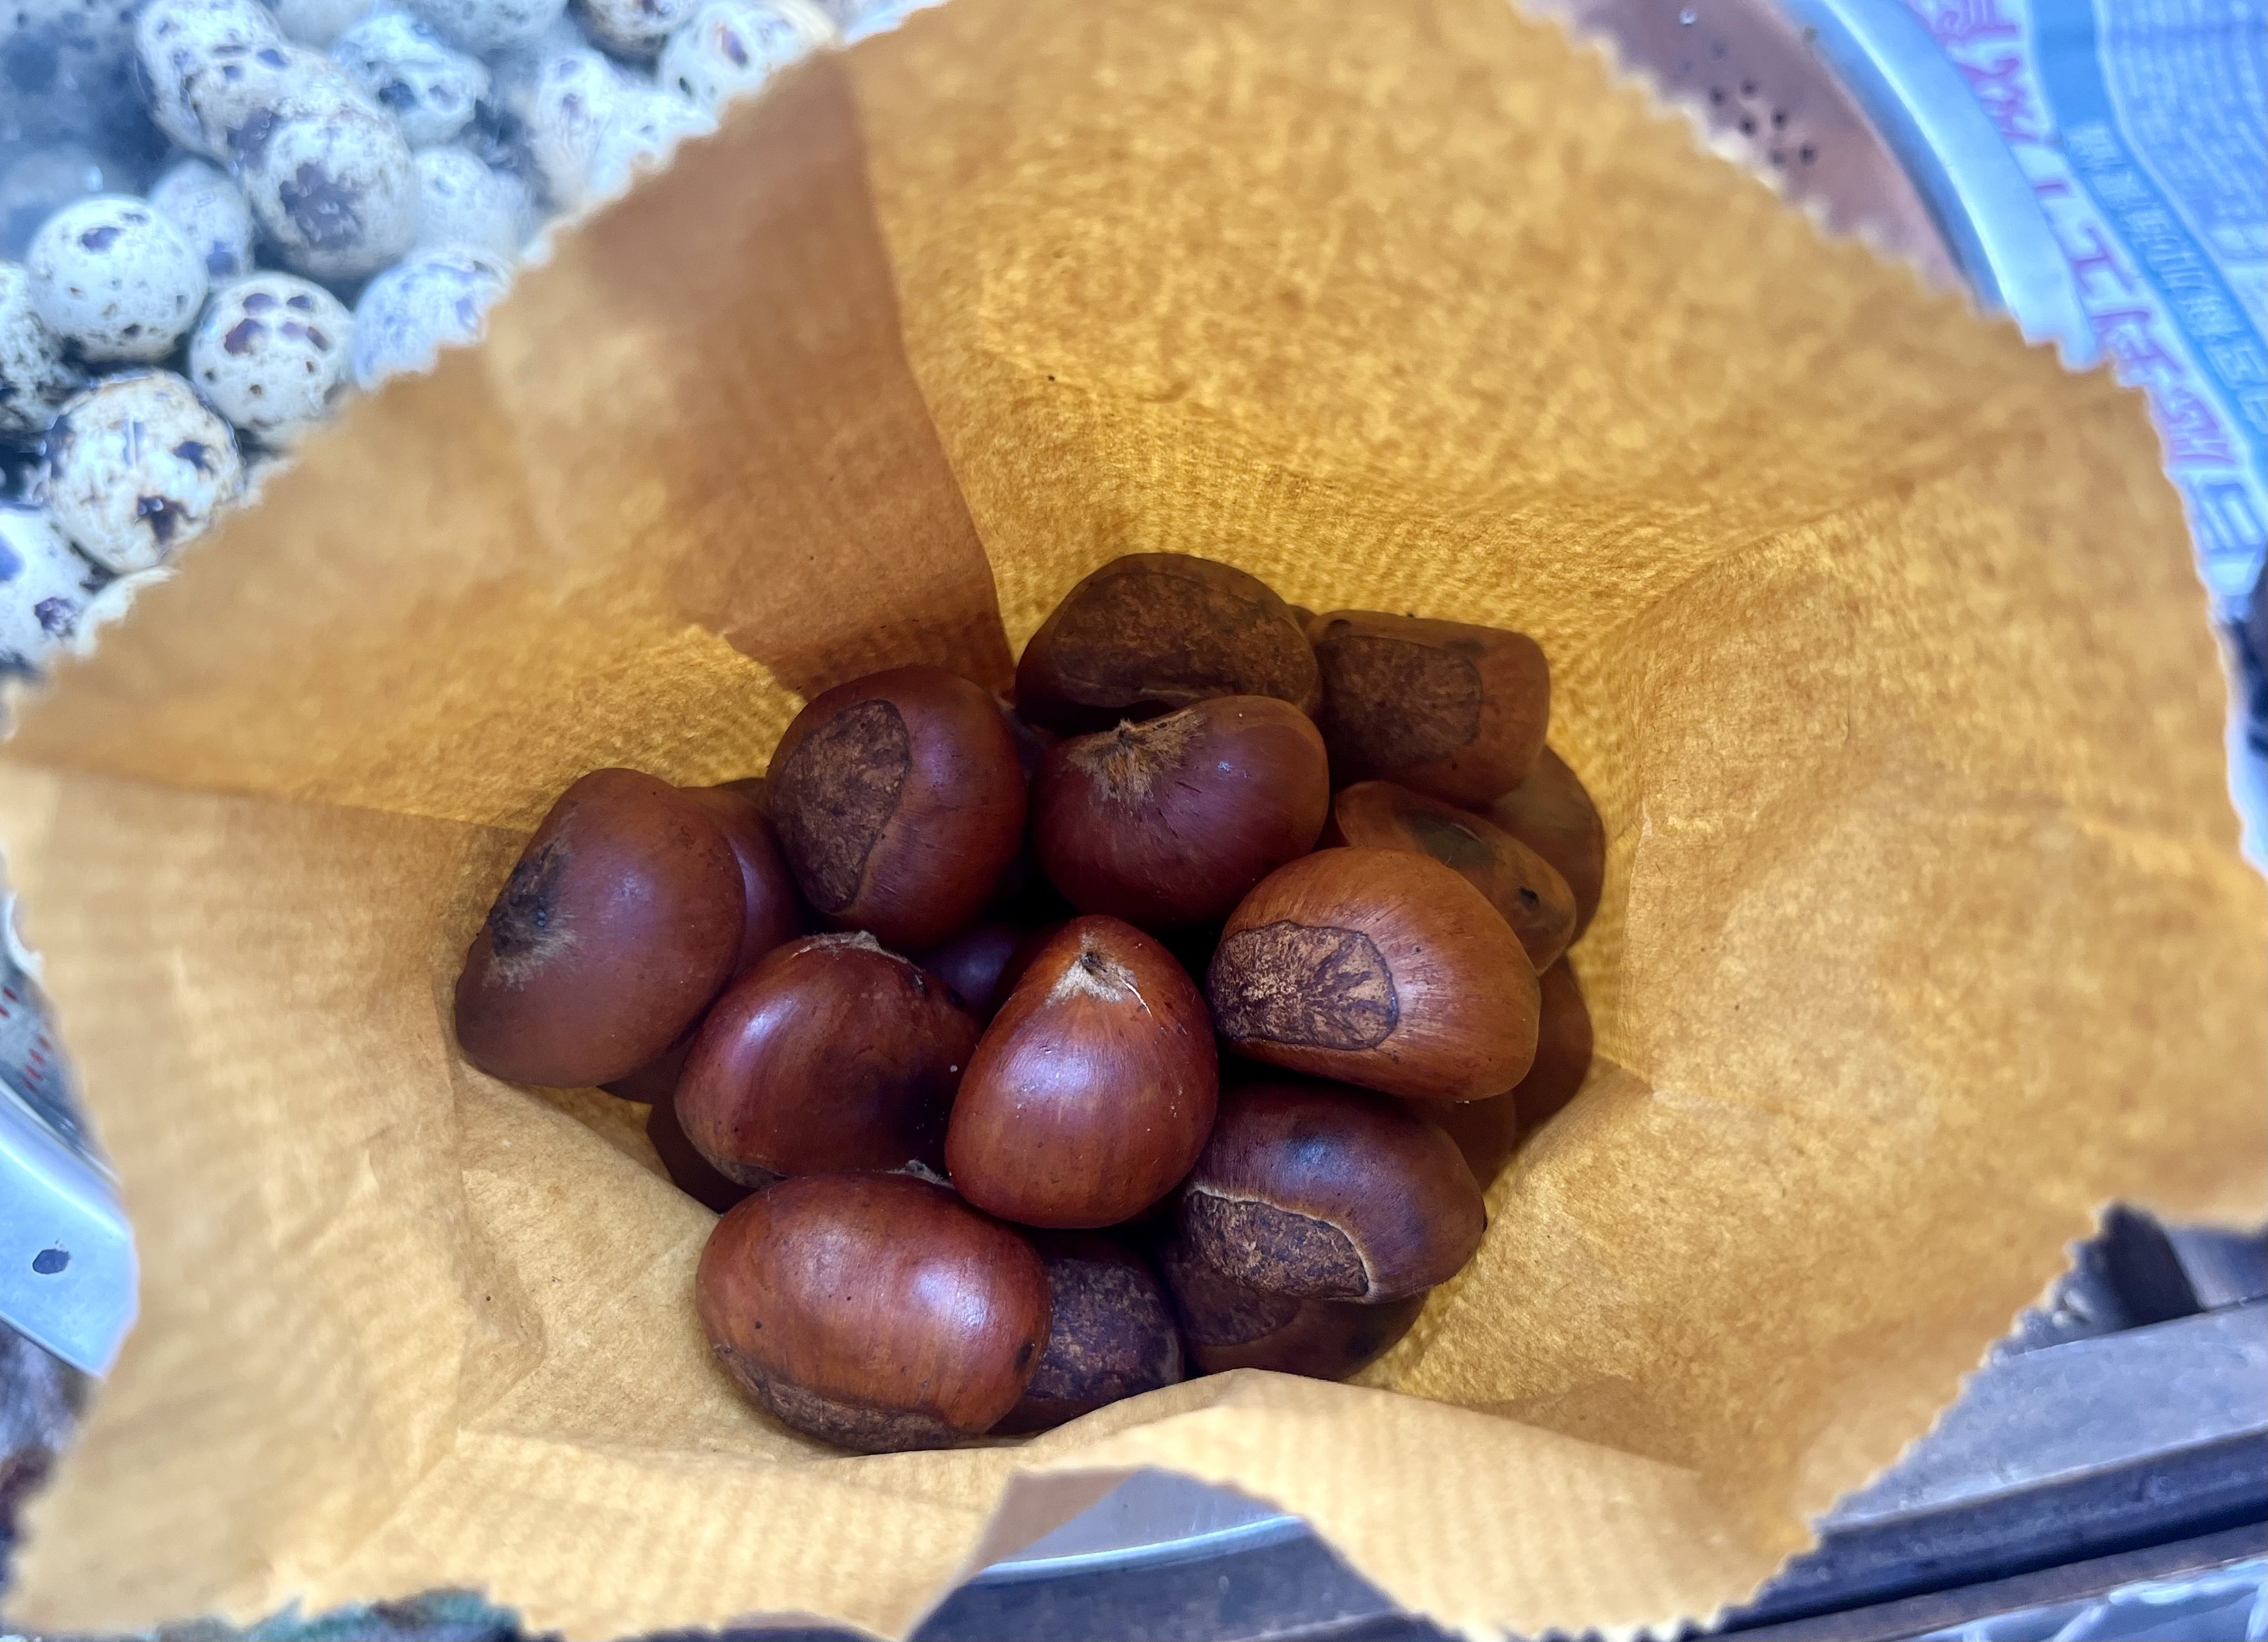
[1,0,2261,1635]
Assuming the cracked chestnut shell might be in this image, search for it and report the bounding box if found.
[1014,553,1321,733]
[676,933,978,1183]
[454,768,743,1087]
[1207,847,1539,1101]
[767,665,1027,949]
[1033,695,1330,929]
[697,1173,1050,1452]
[1158,1229,1423,1380]
[994,1233,1184,1433]
[1322,780,1575,970]
[1489,746,1605,939]
[947,917,1219,1228]
[1413,957,1594,1187]
[1178,1076,1484,1302]
[1308,611,1549,806]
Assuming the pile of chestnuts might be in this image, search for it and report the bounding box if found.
[454,552,1604,1453]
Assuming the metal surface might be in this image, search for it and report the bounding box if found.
[0,909,133,1378]
[1526,0,1966,286]
[940,1302,2268,1640]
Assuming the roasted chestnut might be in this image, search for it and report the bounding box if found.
[645,1094,759,1214]
[1511,955,1593,1130]
[1032,696,1330,929]
[1322,780,1575,970]
[454,768,743,1088]
[601,1033,694,1104]
[1014,553,1321,733]
[1157,1230,1423,1380]
[767,665,1027,949]
[697,1173,1050,1452]
[1308,611,1549,807]
[1417,958,1594,1186]
[1489,746,1605,938]
[913,919,1032,1021]
[995,693,1058,779]
[994,1234,1184,1433]
[1207,847,1539,1101]
[1178,1076,1484,1301]
[683,782,805,975]
[675,933,978,1182]
[947,917,1219,1228]
[602,780,807,1101]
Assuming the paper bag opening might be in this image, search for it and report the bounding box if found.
[0,0,2260,1637]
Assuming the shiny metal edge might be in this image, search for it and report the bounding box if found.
[0,1077,135,1376]
[1777,0,2098,362]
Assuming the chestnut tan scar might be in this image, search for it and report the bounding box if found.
[1064,712,1205,805]
[1184,1187,1378,1295]
[1046,946,1151,1011]
[483,837,578,987]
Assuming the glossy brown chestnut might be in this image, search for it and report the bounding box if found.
[913,919,1033,1021]
[601,1032,694,1104]
[994,1234,1183,1433]
[1489,746,1606,938]
[1014,554,1321,733]
[1511,955,1593,1130]
[1178,1077,1484,1301]
[1207,847,1539,1101]
[454,768,743,1088]
[767,665,1027,949]
[696,1173,1050,1452]
[1417,958,1594,1186]
[995,694,1058,780]
[676,932,977,1183]
[1308,610,1549,807]
[947,917,1219,1228]
[1032,697,1330,930]
[1322,780,1575,970]
[1157,1230,1423,1380]
[684,782,805,975]
[1397,957,1596,1188]
[645,1093,760,1214]
[601,780,807,1101]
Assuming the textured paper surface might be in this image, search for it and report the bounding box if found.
[2,1,2261,1635]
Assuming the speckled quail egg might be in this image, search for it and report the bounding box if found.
[187,272,354,442]
[519,47,629,209]
[241,93,420,280]
[331,13,490,148]
[269,0,381,47]
[134,0,281,155]
[401,0,567,56]
[583,88,716,205]
[575,0,700,60]
[0,504,99,679]
[147,158,255,281]
[0,264,84,437]
[42,371,242,572]
[658,0,835,115]
[0,0,147,154]
[183,38,364,164]
[26,195,207,362]
[351,244,509,387]
[484,7,587,104]
[413,147,529,258]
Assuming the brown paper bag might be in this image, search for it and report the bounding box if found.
[1,0,2260,1635]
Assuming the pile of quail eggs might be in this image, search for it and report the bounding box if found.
[0,0,849,682]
